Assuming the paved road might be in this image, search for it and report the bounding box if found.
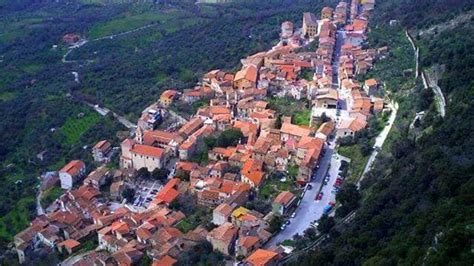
[80,100,137,129]
[266,140,342,246]
[358,101,398,186]
[36,189,45,216]
[62,23,158,63]
[424,71,446,117]
[267,22,349,247]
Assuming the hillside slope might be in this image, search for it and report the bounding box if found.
[295,1,474,265]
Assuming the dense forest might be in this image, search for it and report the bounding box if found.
[294,0,474,265]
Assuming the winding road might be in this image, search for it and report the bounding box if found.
[406,30,446,117]
[358,101,399,187]
[62,23,158,63]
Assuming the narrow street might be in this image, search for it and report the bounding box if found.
[266,139,338,246]
[36,189,45,216]
[268,21,349,247]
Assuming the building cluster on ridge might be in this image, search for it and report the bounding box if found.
[15,0,384,265]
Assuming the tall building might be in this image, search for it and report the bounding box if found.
[302,12,318,38]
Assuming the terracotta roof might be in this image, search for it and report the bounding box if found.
[244,171,265,187]
[340,117,367,132]
[152,255,177,266]
[317,121,335,136]
[176,161,198,172]
[136,227,152,240]
[235,65,258,83]
[241,159,263,174]
[214,203,235,217]
[246,249,278,266]
[273,191,295,205]
[238,235,260,249]
[59,160,85,176]
[131,144,165,158]
[93,140,111,151]
[154,178,180,204]
[280,123,311,138]
[143,130,181,146]
[365,78,378,87]
[208,222,238,243]
[178,117,203,136]
[161,90,178,100]
[58,239,80,249]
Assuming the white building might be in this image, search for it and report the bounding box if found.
[59,160,86,189]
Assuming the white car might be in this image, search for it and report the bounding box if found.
[291,212,296,218]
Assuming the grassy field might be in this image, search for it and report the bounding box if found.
[88,10,194,39]
[0,17,44,42]
[338,144,370,183]
[268,97,311,125]
[175,219,194,233]
[0,196,35,241]
[294,109,311,126]
[59,112,101,145]
[0,91,15,101]
[260,173,298,200]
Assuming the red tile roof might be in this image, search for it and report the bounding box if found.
[161,90,178,100]
[58,239,80,249]
[154,178,180,205]
[152,255,177,266]
[93,140,111,151]
[273,191,295,205]
[235,65,258,83]
[130,144,165,158]
[246,249,278,266]
[238,235,260,249]
[59,160,85,176]
[244,171,265,187]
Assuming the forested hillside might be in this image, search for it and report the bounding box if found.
[296,0,474,265]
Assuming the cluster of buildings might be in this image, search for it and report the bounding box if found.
[16,0,386,265]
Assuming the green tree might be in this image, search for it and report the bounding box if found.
[318,215,335,234]
[137,167,150,179]
[337,183,361,207]
[121,187,135,203]
[216,129,243,148]
[269,215,283,233]
[151,168,169,182]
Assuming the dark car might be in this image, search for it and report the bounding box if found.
[316,192,324,200]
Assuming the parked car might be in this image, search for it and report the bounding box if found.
[323,204,333,215]
[307,184,312,190]
[291,212,296,218]
[280,224,286,230]
[316,192,324,200]
[285,220,291,226]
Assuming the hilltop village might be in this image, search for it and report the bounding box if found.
[14,0,388,265]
